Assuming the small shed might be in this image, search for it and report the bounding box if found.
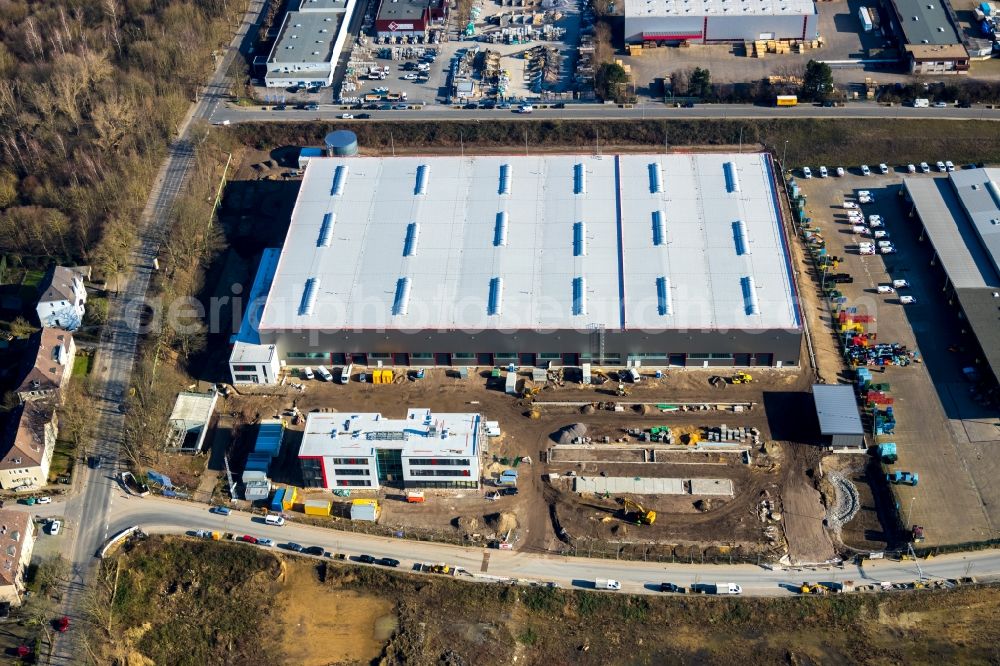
[812,384,864,449]
[165,389,218,453]
[298,147,324,169]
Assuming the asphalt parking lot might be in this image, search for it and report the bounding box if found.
[797,168,997,546]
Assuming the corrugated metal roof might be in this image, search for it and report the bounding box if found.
[948,168,1000,281]
[904,176,1000,290]
[812,384,864,436]
[258,153,799,332]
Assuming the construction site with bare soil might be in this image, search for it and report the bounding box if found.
[216,362,843,566]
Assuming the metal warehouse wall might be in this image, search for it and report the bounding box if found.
[266,327,803,367]
[625,13,818,43]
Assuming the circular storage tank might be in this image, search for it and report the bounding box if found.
[324,130,358,157]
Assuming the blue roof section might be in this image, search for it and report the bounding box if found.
[231,248,281,345]
[254,421,285,458]
[812,384,864,436]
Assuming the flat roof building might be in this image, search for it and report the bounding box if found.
[887,0,968,73]
[902,170,1000,387]
[812,384,865,449]
[624,0,818,44]
[165,390,218,453]
[231,152,802,383]
[264,0,357,88]
[374,0,447,37]
[299,409,483,490]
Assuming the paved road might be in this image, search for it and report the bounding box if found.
[107,496,997,596]
[48,3,268,664]
[210,102,1000,125]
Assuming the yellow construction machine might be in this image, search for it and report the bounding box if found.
[621,497,656,525]
[521,386,541,400]
[730,372,753,384]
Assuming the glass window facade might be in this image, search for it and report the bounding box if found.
[336,479,371,487]
[334,468,369,476]
[232,364,258,372]
[287,352,328,359]
[234,373,258,383]
[409,469,472,477]
[408,458,471,466]
[408,480,478,489]
[330,457,368,465]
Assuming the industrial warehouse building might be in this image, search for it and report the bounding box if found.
[902,169,1000,388]
[229,151,802,384]
[624,0,818,44]
[263,0,357,88]
[299,409,483,489]
[886,0,969,73]
[373,0,447,38]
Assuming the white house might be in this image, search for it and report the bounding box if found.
[36,266,87,331]
[0,402,56,490]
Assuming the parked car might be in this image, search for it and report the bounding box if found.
[860,164,871,176]
[879,245,898,254]
[36,496,52,505]
[356,113,371,119]
[920,162,931,173]
[802,166,812,178]
[303,546,324,556]
[257,538,274,547]
[819,166,828,178]
[877,284,895,293]
[899,295,917,304]
[305,103,319,111]
[933,101,948,108]
[868,215,884,227]
[945,160,955,172]
[302,367,315,380]
[358,554,377,564]
[377,557,400,567]
[500,487,519,496]
[88,455,103,469]
[835,167,845,177]
[316,366,334,382]
[340,113,354,119]
[958,101,972,108]
[873,229,890,239]
[878,163,889,174]
[240,535,258,544]
[284,542,304,552]
[936,161,947,172]
[907,164,916,174]
[48,520,61,536]
[892,279,910,289]
[659,582,686,593]
[210,505,231,516]
[843,201,859,210]
[273,104,286,111]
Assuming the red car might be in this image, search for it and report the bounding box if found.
[55,616,70,632]
[240,535,258,544]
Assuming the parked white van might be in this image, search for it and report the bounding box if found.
[339,364,352,384]
[265,514,286,526]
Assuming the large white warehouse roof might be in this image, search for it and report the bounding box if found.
[258,152,800,333]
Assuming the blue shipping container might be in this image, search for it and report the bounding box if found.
[269,488,286,512]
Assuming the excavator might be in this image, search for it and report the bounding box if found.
[621,497,656,525]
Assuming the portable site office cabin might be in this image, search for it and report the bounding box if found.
[350,499,380,522]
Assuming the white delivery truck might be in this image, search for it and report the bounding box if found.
[596,579,622,590]
[913,98,930,108]
[712,582,743,595]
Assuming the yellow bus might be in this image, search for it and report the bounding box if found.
[776,95,798,107]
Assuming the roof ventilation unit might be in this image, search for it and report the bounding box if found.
[414,165,429,195]
[494,211,509,247]
[572,276,587,315]
[299,278,319,316]
[986,180,1000,208]
[573,221,587,256]
[574,163,586,195]
[392,277,412,315]
[733,219,749,255]
[498,163,512,195]
[331,164,348,195]
[488,277,503,316]
[652,210,666,246]
[318,212,335,247]
[656,276,673,316]
[724,161,741,193]
[648,162,663,193]
[403,222,420,257]
[741,276,759,315]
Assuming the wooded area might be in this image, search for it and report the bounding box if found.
[0,0,248,277]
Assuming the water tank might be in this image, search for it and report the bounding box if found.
[324,130,358,157]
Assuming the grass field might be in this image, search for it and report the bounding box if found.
[99,536,1000,666]
[71,353,93,378]
[234,118,1000,169]
[48,441,75,481]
